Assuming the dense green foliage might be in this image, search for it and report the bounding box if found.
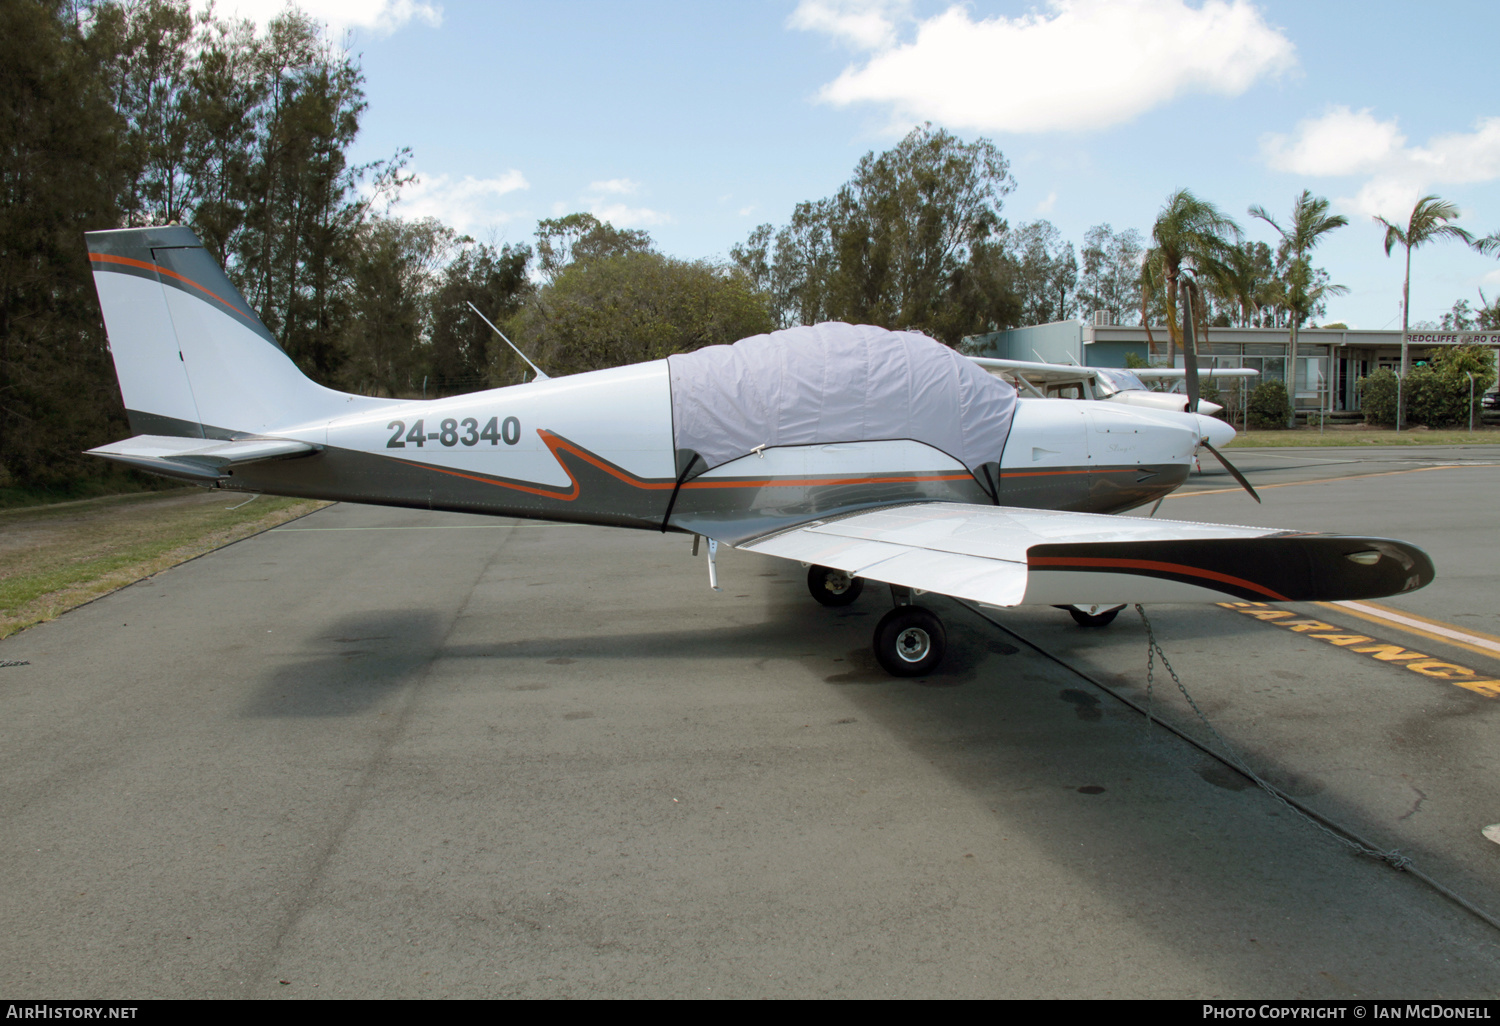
[0,0,127,488]
[1357,369,1400,426]
[1358,345,1495,428]
[513,248,774,377]
[732,125,1023,344]
[1407,344,1496,427]
[1246,379,1293,430]
[1,0,401,486]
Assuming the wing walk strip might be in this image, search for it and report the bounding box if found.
[1220,602,1500,699]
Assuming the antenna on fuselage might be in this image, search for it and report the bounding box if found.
[466,302,550,382]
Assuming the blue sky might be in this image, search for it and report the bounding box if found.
[205,1,1500,330]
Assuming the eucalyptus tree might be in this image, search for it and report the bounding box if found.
[338,216,456,398]
[1144,190,1242,365]
[1251,191,1348,423]
[1077,224,1143,325]
[738,124,1019,344]
[88,0,198,227]
[1375,195,1475,379]
[1008,220,1078,325]
[511,250,773,377]
[428,240,534,392]
[0,0,126,487]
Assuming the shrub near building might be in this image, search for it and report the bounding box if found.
[1247,379,1293,429]
[1412,343,1495,426]
[1359,344,1495,427]
[1358,369,1400,426]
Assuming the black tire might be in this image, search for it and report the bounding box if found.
[1068,606,1121,628]
[807,564,864,607]
[873,606,946,677]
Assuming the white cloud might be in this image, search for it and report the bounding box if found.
[788,0,912,51]
[589,203,672,229]
[388,170,529,235]
[1035,191,1058,215]
[580,181,670,228]
[587,179,640,196]
[1262,107,1403,177]
[1262,108,1500,219]
[793,0,1295,134]
[190,0,441,36]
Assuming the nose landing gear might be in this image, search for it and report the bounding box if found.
[1062,603,1125,627]
[806,564,865,606]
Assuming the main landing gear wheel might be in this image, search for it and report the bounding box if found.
[1066,604,1123,628]
[807,564,864,607]
[873,606,946,677]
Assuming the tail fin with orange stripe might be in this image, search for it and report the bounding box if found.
[86,226,391,439]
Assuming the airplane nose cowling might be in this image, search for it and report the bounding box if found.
[1194,413,1237,449]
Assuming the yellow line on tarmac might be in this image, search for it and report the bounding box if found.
[1219,602,1500,699]
[1317,600,1500,663]
[1166,463,1482,498]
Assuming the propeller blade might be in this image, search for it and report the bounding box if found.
[1201,440,1261,503]
[1181,280,1201,412]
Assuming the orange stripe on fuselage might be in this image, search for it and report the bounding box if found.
[1029,555,1290,601]
[393,430,979,502]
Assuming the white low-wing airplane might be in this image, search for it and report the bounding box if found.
[968,356,1257,417]
[83,227,1432,676]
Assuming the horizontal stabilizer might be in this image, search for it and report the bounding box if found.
[86,434,319,482]
[739,502,1433,607]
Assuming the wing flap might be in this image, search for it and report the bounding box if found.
[86,434,319,482]
[738,503,1434,606]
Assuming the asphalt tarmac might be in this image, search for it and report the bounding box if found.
[1,445,1498,998]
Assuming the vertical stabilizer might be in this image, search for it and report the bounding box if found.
[86,226,387,438]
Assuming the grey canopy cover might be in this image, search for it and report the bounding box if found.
[666,322,1016,483]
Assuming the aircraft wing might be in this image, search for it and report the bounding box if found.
[87,434,320,482]
[967,356,1098,383]
[1133,368,1259,380]
[738,502,1432,607]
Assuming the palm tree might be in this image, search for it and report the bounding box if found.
[1250,192,1348,425]
[1476,230,1500,257]
[1146,189,1242,367]
[1375,196,1475,381]
[1204,240,1277,328]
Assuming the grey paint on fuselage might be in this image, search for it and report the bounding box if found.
[221,436,1188,545]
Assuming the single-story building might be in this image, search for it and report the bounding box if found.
[962,321,1500,413]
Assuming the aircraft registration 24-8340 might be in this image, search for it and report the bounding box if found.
[83,227,1434,676]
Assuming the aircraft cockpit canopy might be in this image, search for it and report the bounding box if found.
[666,323,1017,484]
[1091,367,1149,398]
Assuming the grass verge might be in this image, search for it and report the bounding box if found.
[0,488,329,639]
[1224,426,1500,447]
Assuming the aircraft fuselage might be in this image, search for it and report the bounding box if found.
[223,362,1205,544]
